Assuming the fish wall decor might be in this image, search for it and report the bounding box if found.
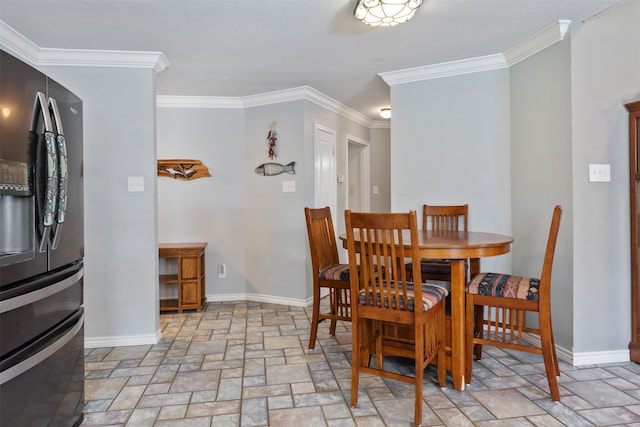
[255,161,295,176]
[158,159,211,180]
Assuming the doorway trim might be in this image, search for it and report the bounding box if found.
[346,135,371,212]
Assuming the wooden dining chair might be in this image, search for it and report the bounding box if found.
[345,210,448,426]
[465,205,562,401]
[405,204,469,283]
[304,207,352,349]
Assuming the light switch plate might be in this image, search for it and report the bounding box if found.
[588,164,611,182]
[282,180,296,192]
[128,176,144,192]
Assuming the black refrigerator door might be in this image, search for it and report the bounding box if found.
[0,50,48,286]
[46,78,83,272]
[0,50,84,286]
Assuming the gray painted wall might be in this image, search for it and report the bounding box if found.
[570,0,640,355]
[156,107,246,297]
[510,38,574,351]
[244,102,307,301]
[390,69,513,277]
[40,65,160,343]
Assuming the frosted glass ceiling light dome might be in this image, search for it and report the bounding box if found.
[354,0,423,27]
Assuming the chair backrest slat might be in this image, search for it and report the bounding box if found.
[423,204,468,232]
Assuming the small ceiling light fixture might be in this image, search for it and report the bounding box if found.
[354,0,423,27]
[379,108,391,119]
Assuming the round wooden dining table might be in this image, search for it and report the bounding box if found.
[340,229,513,391]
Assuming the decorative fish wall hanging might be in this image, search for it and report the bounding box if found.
[158,159,211,180]
[255,161,295,176]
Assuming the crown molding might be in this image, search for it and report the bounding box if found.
[380,20,572,86]
[157,95,244,109]
[380,54,508,86]
[0,20,169,72]
[37,48,170,72]
[158,86,375,128]
[504,19,571,66]
[0,20,41,64]
[370,120,391,129]
[244,86,373,127]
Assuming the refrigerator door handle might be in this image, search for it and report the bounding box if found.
[30,92,58,253]
[48,98,67,250]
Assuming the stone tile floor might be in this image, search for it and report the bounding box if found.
[81,300,640,426]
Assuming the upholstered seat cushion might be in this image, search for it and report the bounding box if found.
[359,282,448,312]
[466,272,540,301]
[319,264,350,281]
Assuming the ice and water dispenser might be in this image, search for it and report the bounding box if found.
[0,159,35,267]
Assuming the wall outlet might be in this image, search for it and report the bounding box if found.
[218,263,226,278]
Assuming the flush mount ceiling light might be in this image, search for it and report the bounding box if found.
[379,108,391,119]
[354,0,423,27]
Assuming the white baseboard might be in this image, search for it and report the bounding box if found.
[85,330,161,348]
[207,292,312,308]
[522,332,630,366]
[571,349,631,366]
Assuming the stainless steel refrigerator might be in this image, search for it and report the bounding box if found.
[0,50,84,426]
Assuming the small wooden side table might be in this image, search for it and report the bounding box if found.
[159,242,207,313]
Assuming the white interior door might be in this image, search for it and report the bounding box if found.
[314,124,337,226]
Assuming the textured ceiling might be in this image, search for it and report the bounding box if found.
[0,0,624,120]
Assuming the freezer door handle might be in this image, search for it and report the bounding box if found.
[48,97,68,250]
[30,92,58,253]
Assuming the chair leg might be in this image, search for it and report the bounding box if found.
[350,318,361,408]
[473,304,483,361]
[540,316,561,401]
[329,289,338,336]
[438,308,447,388]
[549,319,560,376]
[414,324,424,427]
[308,286,321,349]
[464,295,475,384]
[437,347,447,388]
